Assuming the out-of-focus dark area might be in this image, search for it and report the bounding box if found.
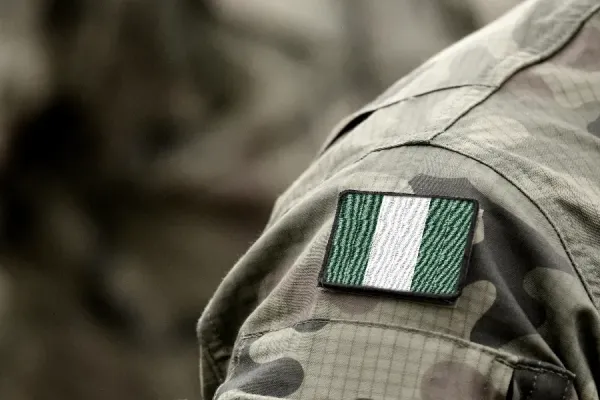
[0,0,520,399]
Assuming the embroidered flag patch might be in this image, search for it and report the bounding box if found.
[319,190,478,302]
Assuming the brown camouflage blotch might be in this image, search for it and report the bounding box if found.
[421,361,503,400]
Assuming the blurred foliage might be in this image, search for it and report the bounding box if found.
[0,0,518,399]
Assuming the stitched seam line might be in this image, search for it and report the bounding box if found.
[202,346,224,384]
[526,372,540,400]
[493,358,573,380]
[238,317,575,378]
[320,83,496,153]
[237,317,574,380]
[321,2,600,154]
[484,363,490,399]
[561,376,571,400]
[274,139,596,306]
[199,335,227,380]
[214,336,248,396]
[405,142,597,307]
[428,3,600,143]
[241,317,499,354]
[316,140,597,306]
[277,4,600,224]
[199,314,224,373]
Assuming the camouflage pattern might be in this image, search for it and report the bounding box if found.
[199,0,600,398]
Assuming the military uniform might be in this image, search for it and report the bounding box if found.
[198,0,600,398]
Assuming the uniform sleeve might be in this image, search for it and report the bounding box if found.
[198,143,596,400]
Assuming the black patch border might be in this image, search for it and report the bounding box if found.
[318,190,479,304]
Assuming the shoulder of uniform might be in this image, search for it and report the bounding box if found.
[320,0,600,152]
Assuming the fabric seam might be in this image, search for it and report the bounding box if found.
[403,142,597,307]
[561,375,571,400]
[279,138,596,306]
[202,345,224,383]
[319,83,496,153]
[428,2,600,143]
[320,2,600,154]
[200,335,227,381]
[237,317,574,379]
[494,360,571,380]
[213,336,248,396]
[525,371,540,400]
[278,4,600,222]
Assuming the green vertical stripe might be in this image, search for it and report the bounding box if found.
[411,199,474,295]
[325,193,383,286]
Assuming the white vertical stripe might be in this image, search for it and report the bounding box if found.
[362,196,430,291]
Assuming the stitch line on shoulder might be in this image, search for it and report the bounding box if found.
[320,83,496,154]
[429,3,600,143]
[277,5,600,223]
[405,142,597,308]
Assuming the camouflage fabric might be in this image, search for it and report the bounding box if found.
[199,0,600,398]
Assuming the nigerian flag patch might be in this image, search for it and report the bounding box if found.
[319,190,478,302]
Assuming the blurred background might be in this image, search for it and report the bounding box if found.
[0,0,520,399]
